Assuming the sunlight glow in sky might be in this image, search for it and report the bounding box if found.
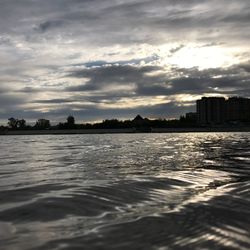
[167,46,236,69]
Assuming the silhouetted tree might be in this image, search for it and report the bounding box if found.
[0,125,7,131]
[8,118,27,130]
[67,115,75,125]
[8,118,18,129]
[66,115,75,128]
[18,119,26,129]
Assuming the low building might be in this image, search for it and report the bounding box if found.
[36,119,50,129]
[185,112,197,121]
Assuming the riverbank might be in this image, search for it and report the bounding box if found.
[1,127,250,135]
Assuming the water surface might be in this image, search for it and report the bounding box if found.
[0,133,249,249]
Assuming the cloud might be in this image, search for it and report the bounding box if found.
[0,0,249,122]
[221,12,250,23]
[34,20,64,33]
[1,61,250,122]
[74,54,160,68]
[1,0,248,46]
[66,64,164,92]
[0,93,26,114]
[169,45,185,55]
[17,87,44,93]
[65,62,250,97]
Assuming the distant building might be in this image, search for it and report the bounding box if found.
[226,97,250,122]
[132,115,151,132]
[185,112,197,121]
[36,119,50,129]
[196,96,250,125]
[197,97,226,125]
[132,115,145,123]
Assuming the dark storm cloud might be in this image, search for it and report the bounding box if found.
[75,54,160,68]
[34,20,64,33]
[17,86,61,93]
[168,64,250,96]
[32,93,135,106]
[66,62,250,98]
[31,99,72,104]
[66,65,165,92]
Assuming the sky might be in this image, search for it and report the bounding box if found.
[0,0,250,124]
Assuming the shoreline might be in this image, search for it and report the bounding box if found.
[1,127,250,135]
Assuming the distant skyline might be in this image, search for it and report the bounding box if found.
[0,0,250,123]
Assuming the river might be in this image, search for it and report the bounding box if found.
[0,133,249,249]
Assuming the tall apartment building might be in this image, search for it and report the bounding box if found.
[226,97,250,122]
[197,96,250,125]
[197,97,226,125]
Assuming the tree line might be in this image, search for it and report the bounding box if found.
[0,114,198,131]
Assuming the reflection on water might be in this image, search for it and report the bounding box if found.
[0,133,249,249]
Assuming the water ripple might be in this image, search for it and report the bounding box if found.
[0,132,249,249]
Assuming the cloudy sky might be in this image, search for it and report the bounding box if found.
[0,0,250,123]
